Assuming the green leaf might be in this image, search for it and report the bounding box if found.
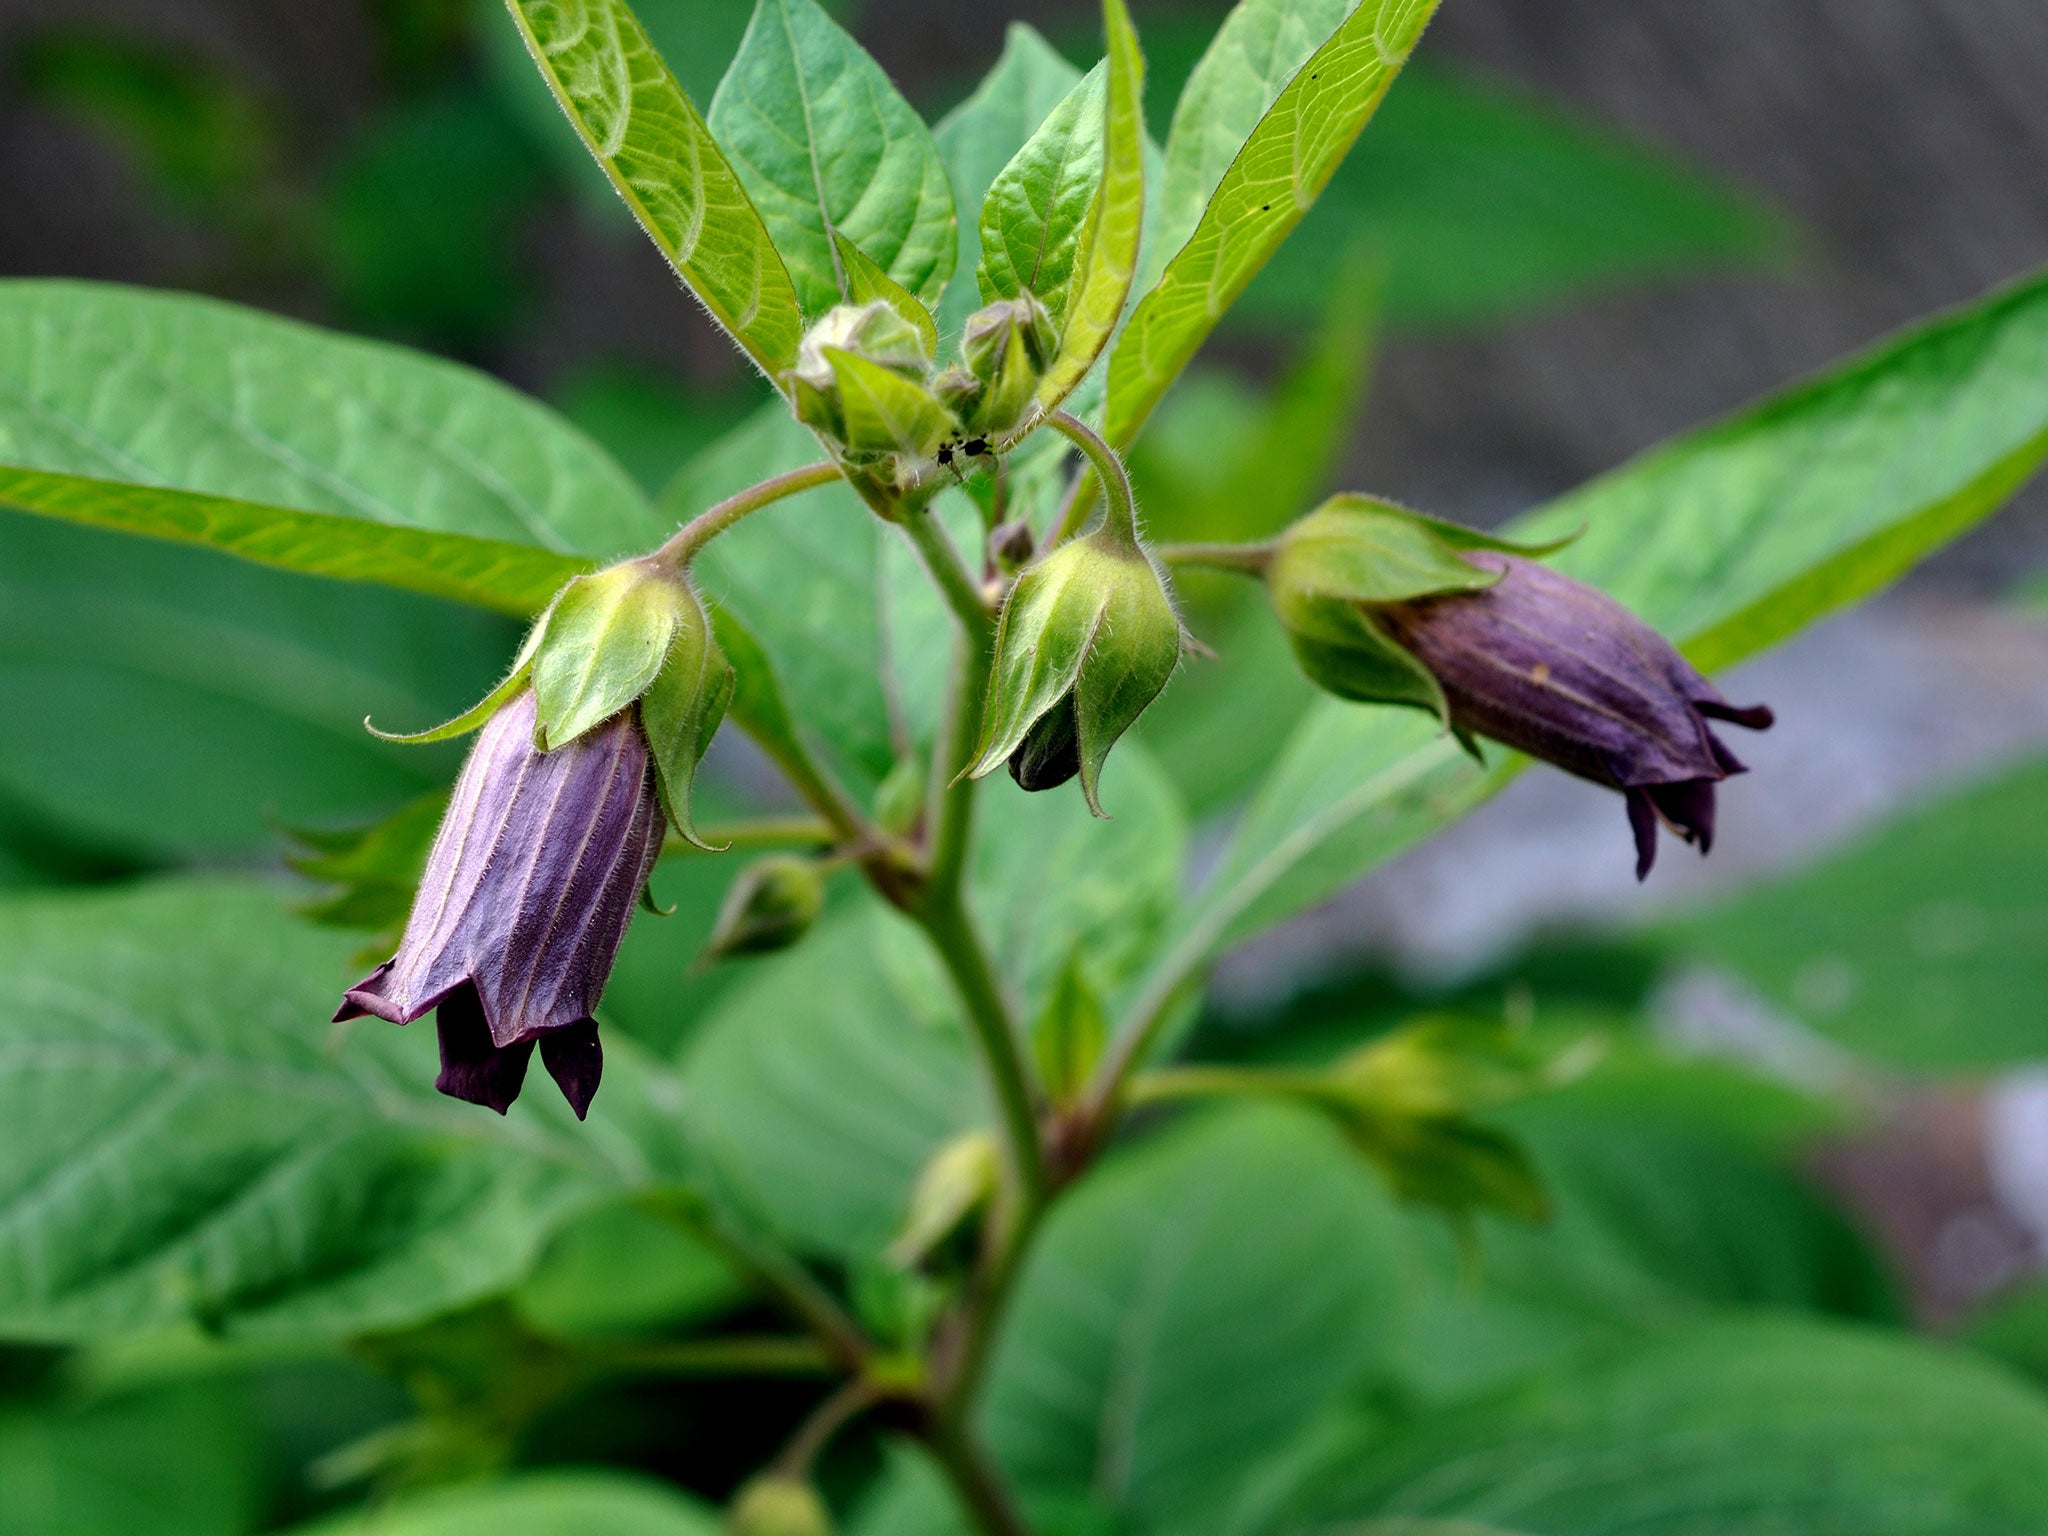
[0,878,688,1341]
[285,1472,719,1536]
[681,905,977,1259]
[0,280,654,610]
[1151,0,1353,276]
[933,25,1089,341]
[1172,265,2048,971]
[977,62,1108,329]
[1239,64,1791,332]
[1106,0,1441,447]
[1037,0,1145,411]
[1673,751,2048,1071]
[836,231,940,356]
[981,1105,1405,1535]
[1230,1319,2048,1536]
[504,0,804,376]
[0,516,513,859]
[0,1378,262,1536]
[512,1198,745,1340]
[709,0,956,316]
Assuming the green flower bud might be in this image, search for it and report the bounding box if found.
[786,301,940,455]
[966,525,1183,817]
[953,295,1057,438]
[702,854,826,961]
[728,1476,835,1536]
[888,1129,1000,1269]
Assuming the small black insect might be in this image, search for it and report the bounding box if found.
[936,442,956,467]
[962,437,989,458]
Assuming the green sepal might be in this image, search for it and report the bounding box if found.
[530,563,685,750]
[887,1130,1000,1270]
[1032,946,1108,1104]
[1275,493,1574,606]
[967,531,1182,816]
[640,584,736,851]
[702,854,826,961]
[824,347,959,460]
[835,231,939,358]
[363,590,561,743]
[1279,600,1449,722]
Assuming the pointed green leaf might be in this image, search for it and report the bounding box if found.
[976,63,1107,329]
[835,230,939,356]
[824,348,958,460]
[1171,264,2048,971]
[1106,0,1443,446]
[641,597,736,849]
[0,281,653,609]
[709,0,956,315]
[504,0,804,376]
[933,25,1089,340]
[1036,0,1145,412]
[1031,948,1108,1102]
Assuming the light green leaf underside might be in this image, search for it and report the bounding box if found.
[0,878,689,1343]
[1106,0,1442,447]
[0,280,656,602]
[505,0,805,375]
[709,0,957,316]
[1174,264,2048,971]
[0,467,582,617]
[934,25,1090,342]
[977,63,1108,326]
[1233,1319,2048,1536]
[286,1473,719,1536]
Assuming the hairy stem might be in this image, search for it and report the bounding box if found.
[1046,410,1138,544]
[899,501,997,639]
[1153,539,1277,575]
[653,461,843,569]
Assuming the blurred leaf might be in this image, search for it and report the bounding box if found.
[1227,1318,2048,1536]
[979,1105,1405,1535]
[285,791,448,940]
[322,83,546,348]
[505,0,806,375]
[1964,1281,2048,1391]
[709,0,956,315]
[1173,264,2048,979]
[1241,64,1788,330]
[1105,0,1441,447]
[934,25,1089,341]
[0,878,690,1342]
[977,63,1108,328]
[0,1376,262,1536]
[1674,752,2048,1070]
[681,904,976,1259]
[0,281,651,611]
[285,1472,719,1535]
[555,366,766,497]
[0,517,508,858]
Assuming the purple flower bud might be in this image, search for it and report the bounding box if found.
[334,690,665,1117]
[1376,553,1773,880]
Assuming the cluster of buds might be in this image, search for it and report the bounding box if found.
[335,558,733,1117]
[783,294,1060,490]
[1266,495,1772,878]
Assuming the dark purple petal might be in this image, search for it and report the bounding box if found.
[1378,554,1772,877]
[433,984,535,1114]
[539,1019,604,1120]
[334,688,664,1113]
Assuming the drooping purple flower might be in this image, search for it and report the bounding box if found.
[335,690,665,1117]
[1376,552,1774,879]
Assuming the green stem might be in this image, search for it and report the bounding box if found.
[899,501,996,639]
[662,814,838,857]
[1045,410,1137,544]
[1126,1064,1325,1105]
[593,1336,835,1378]
[925,1413,1033,1536]
[773,1378,882,1479]
[1154,539,1277,576]
[654,461,843,569]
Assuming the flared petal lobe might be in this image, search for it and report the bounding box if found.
[1375,554,1772,878]
[336,690,664,1115]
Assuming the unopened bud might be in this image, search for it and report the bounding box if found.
[728,1476,835,1536]
[954,295,1056,437]
[888,1130,1000,1268]
[966,529,1182,816]
[786,302,944,456]
[703,855,826,961]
